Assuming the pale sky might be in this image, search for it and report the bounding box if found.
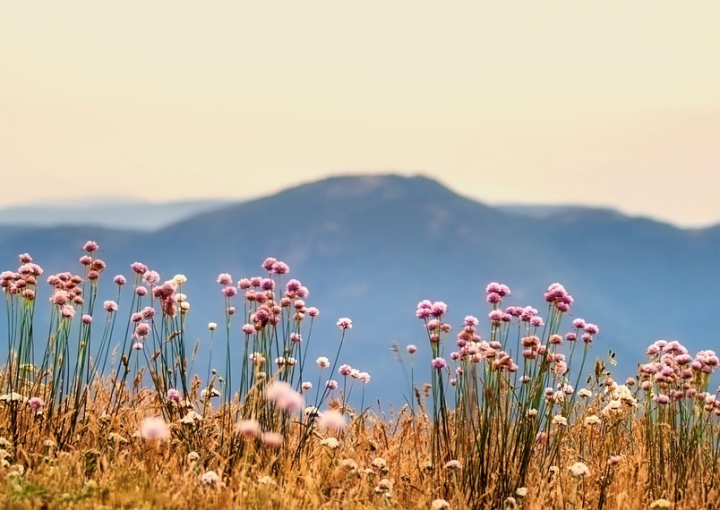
[1,2,719,227]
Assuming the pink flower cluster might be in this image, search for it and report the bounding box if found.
[543,282,574,312]
[640,340,719,399]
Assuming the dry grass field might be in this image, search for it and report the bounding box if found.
[1,242,717,509]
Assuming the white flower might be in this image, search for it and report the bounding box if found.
[552,414,567,426]
[584,415,601,426]
[208,322,217,331]
[431,499,450,510]
[172,274,187,285]
[316,357,330,368]
[320,437,340,449]
[200,470,221,485]
[568,461,590,478]
[371,457,387,471]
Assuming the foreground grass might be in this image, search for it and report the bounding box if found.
[2,243,720,509]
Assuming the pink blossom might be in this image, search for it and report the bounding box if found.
[217,273,233,286]
[308,307,319,318]
[262,431,283,447]
[337,317,352,330]
[104,300,119,312]
[432,357,447,370]
[139,416,171,441]
[113,275,127,286]
[82,314,92,324]
[317,409,347,431]
[131,262,148,275]
[83,241,99,253]
[407,344,417,354]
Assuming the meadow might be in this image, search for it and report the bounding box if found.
[1,241,718,509]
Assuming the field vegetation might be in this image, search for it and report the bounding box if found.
[0,241,717,509]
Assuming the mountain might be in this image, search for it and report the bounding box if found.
[0,198,236,231]
[1,174,719,406]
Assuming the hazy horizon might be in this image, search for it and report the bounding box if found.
[2,2,719,227]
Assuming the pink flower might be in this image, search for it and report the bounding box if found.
[139,416,171,441]
[317,409,347,431]
[131,262,148,275]
[143,271,160,286]
[432,357,447,370]
[338,364,353,376]
[358,372,370,384]
[236,419,261,437]
[81,314,92,324]
[104,300,118,312]
[407,344,417,354]
[308,307,319,318]
[242,324,255,335]
[222,286,238,298]
[337,318,352,330]
[271,261,289,275]
[262,431,283,447]
[136,286,148,296]
[265,381,303,412]
[325,380,338,390]
[217,273,233,286]
[61,305,75,319]
[167,388,181,403]
[114,275,127,286]
[83,241,99,253]
[262,258,277,271]
[28,396,44,410]
[430,301,447,318]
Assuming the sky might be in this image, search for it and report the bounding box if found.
[1,2,719,227]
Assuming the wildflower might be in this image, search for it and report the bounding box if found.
[222,286,237,298]
[143,270,160,286]
[608,455,622,466]
[217,273,232,286]
[358,372,371,384]
[337,317,352,330]
[208,322,217,331]
[83,240,99,252]
[133,342,143,350]
[406,344,417,354]
[200,470,221,485]
[321,437,340,449]
[317,409,347,431]
[242,324,254,335]
[166,389,182,403]
[341,458,358,471]
[371,457,388,471]
[179,411,203,425]
[81,314,92,324]
[431,499,450,510]
[516,487,528,498]
[103,300,118,312]
[444,460,462,470]
[308,307,319,318]
[262,431,283,447]
[578,388,593,398]
[552,415,568,426]
[568,462,590,478]
[301,382,313,391]
[258,475,276,486]
[265,381,303,412]
[504,497,518,510]
[584,415,601,426]
[136,286,147,296]
[339,364,353,376]
[172,274,187,285]
[27,397,44,411]
[187,451,200,462]
[375,478,393,494]
[326,380,338,390]
[649,499,672,509]
[139,417,171,442]
[316,357,330,368]
[235,419,261,437]
[61,305,75,319]
[432,357,447,370]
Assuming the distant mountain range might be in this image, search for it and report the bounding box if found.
[2,174,719,405]
[0,199,236,231]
